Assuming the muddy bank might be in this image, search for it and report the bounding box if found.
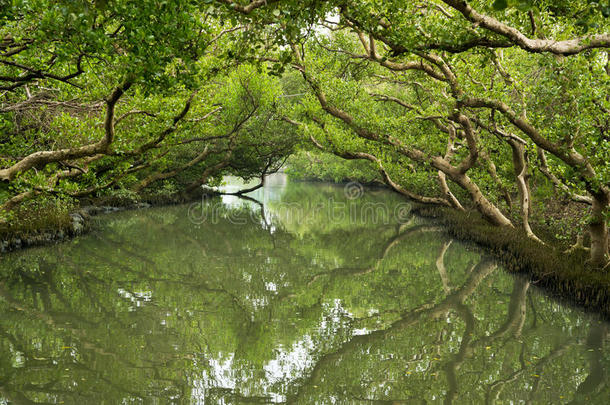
[411,204,610,319]
[0,204,148,253]
[0,192,209,254]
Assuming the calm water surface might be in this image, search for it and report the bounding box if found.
[0,175,608,404]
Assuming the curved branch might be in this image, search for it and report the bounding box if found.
[0,80,132,181]
[291,45,512,226]
[285,116,451,207]
[441,0,610,55]
[218,0,281,14]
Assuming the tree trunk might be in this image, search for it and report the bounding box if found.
[438,171,464,210]
[449,170,514,227]
[0,191,36,213]
[508,139,543,243]
[481,150,513,210]
[589,191,609,268]
[439,128,465,211]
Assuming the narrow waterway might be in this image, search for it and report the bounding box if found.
[0,175,608,403]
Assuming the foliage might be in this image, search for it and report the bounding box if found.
[285,149,381,184]
[0,0,609,270]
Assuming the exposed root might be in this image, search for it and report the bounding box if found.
[564,234,590,254]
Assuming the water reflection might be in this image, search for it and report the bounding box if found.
[0,176,608,404]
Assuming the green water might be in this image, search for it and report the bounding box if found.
[0,177,608,404]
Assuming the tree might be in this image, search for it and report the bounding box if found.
[217,0,610,267]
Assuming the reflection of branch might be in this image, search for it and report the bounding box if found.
[0,385,50,405]
[229,193,277,247]
[494,278,529,339]
[0,281,145,373]
[305,223,441,287]
[521,339,576,403]
[287,257,497,402]
[440,276,535,403]
[85,233,255,321]
[436,239,453,293]
[444,302,475,404]
[569,323,608,403]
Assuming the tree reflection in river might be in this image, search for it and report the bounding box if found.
[0,179,608,404]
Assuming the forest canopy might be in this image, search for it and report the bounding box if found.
[1,0,609,267]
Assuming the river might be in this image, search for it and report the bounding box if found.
[0,175,608,403]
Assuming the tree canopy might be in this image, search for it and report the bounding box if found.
[1,0,609,266]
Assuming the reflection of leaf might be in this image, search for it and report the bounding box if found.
[492,0,508,11]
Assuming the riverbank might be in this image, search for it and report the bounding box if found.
[411,204,610,318]
[0,203,146,253]
[0,192,205,254]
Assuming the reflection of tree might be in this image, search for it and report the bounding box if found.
[282,243,607,404]
[0,281,149,401]
[436,239,453,294]
[303,220,441,287]
[439,275,572,405]
[0,187,607,404]
[569,323,608,404]
[286,256,498,403]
